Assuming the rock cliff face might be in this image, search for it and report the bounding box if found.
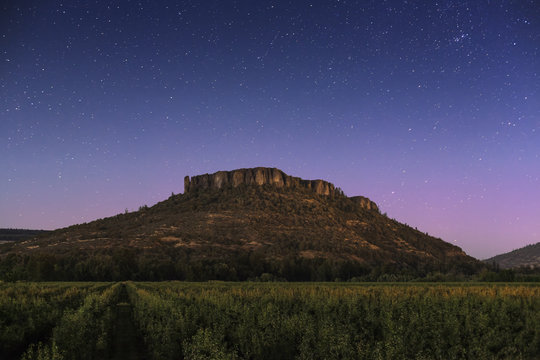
[184,167,379,211]
[350,196,379,212]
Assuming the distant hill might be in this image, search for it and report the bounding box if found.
[0,167,482,281]
[0,229,50,242]
[484,243,540,269]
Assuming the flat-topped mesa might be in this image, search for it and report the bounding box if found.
[184,167,337,195]
[183,167,379,211]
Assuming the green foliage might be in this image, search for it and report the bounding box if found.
[0,283,104,359]
[20,341,63,360]
[183,328,238,360]
[127,282,540,360]
[51,284,120,360]
[1,282,540,359]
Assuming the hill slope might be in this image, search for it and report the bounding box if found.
[0,168,481,281]
[0,229,51,243]
[484,243,540,269]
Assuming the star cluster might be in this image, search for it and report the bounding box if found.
[1,0,539,258]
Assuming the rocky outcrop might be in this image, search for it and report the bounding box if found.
[350,196,379,212]
[184,167,339,195]
[184,167,379,211]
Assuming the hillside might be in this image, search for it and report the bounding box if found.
[485,242,540,269]
[0,167,482,281]
[0,229,50,243]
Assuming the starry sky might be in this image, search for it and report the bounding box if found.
[1,0,539,259]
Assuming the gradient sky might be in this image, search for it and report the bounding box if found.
[1,0,539,259]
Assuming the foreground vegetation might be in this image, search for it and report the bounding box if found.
[1,282,539,359]
[0,282,115,359]
[128,282,540,360]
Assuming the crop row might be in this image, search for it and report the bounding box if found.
[2,282,539,359]
[127,282,540,360]
[0,282,119,360]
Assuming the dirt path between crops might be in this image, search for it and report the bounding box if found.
[111,284,148,360]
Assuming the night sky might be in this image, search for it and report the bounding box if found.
[1,1,539,259]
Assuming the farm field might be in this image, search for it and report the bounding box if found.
[1,282,539,360]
